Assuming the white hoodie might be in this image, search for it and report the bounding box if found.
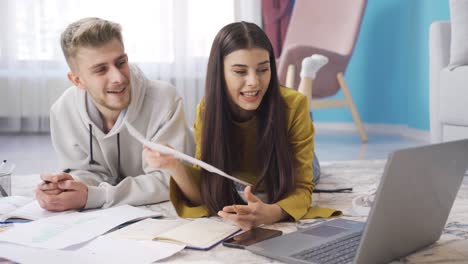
[50,65,194,209]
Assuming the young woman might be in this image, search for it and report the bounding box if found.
[144,22,335,230]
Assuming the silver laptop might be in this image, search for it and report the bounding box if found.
[247,139,468,264]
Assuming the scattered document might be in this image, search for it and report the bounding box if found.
[107,218,189,240]
[0,198,74,221]
[0,236,184,264]
[73,236,184,263]
[0,196,33,215]
[109,216,240,250]
[125,121,251,186]
[0,204,161,249]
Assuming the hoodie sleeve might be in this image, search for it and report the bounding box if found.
[49,105,116,209]
[86,97,194,209]
[84,170,170,209]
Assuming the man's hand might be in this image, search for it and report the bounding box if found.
[37,172,71,195]
[217,186,288,231]
[35,173,88,211]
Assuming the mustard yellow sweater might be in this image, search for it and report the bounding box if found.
[170,87,340,221]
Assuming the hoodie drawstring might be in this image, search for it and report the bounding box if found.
[89,124,97,165]
[117,133,121,179]
[88,124,123,181]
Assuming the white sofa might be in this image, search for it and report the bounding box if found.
[430,21,468,143]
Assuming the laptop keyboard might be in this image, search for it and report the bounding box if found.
[290,232,362,264]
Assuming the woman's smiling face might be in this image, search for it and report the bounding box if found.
[223,48,271,121]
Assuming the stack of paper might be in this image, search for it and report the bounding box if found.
[0,204,160,249]
[0,205,184,263]
[0,236,184,264]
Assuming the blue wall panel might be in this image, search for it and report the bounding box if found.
[312,0,450,130]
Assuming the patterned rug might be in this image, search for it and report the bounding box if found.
[9,159,468,263]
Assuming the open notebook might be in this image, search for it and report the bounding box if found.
[108,217,241,250]
[0,196,74,221]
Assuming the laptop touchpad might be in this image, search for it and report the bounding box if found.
[303,225,348,237]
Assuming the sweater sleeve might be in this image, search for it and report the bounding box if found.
[275,94,315,221]
[169,102,210,217]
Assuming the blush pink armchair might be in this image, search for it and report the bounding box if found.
[277,0,368,142]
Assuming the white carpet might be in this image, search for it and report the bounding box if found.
[8,159,468,263]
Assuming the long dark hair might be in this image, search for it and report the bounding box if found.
[200,21,295,215]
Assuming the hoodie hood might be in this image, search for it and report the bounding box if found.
[49,65,192,209]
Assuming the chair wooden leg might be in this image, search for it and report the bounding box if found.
[285,64,295,88]
[337,72,368,143]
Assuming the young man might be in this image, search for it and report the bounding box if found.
[35,17,193,211]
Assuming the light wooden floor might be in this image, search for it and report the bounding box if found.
[314,128,427,162]
[0,128,428,174]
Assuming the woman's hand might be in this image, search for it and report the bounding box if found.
[217,186,288,230]
[144,145,202,205]
[143,146,182,174]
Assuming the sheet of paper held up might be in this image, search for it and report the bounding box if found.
[125,121,251,186]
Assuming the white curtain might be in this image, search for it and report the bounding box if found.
[0,0,261,132]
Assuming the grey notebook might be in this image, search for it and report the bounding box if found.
[247,139,468,264]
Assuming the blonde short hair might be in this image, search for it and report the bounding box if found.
[61,17,123,68]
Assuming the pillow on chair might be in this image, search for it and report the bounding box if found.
[449,0,468,68]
